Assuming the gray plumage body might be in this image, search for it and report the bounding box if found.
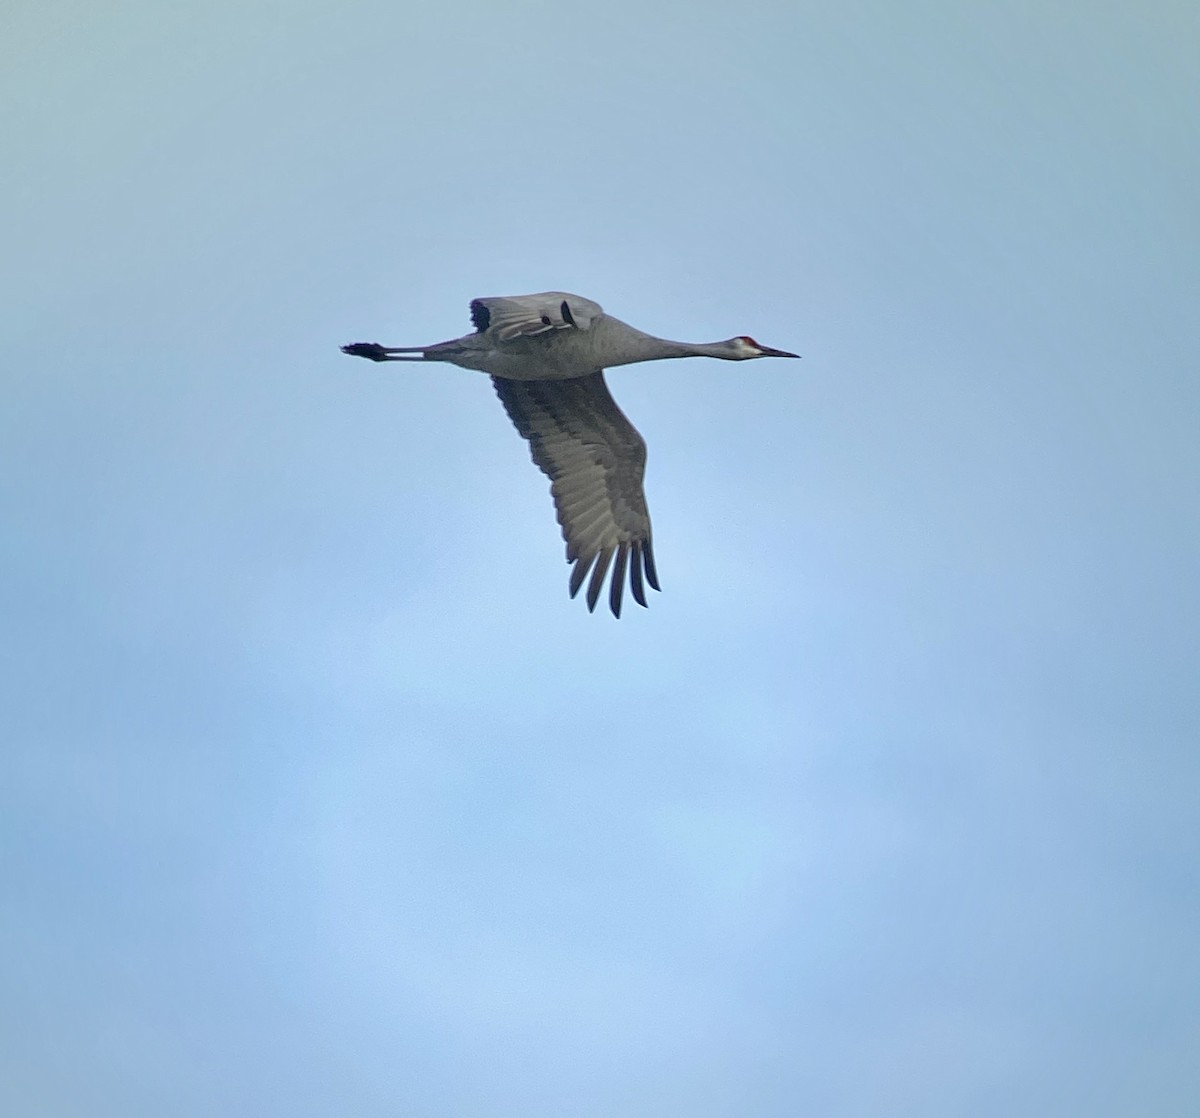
[342,291,799,617]
[428,309,754,380]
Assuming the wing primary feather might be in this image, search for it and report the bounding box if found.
[642,539,661,591]
[569,553,596,599]
[609,543,629,618]
[630,542,647,607]
[586,547,615,613]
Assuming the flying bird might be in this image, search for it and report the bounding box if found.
[342,291,799,617]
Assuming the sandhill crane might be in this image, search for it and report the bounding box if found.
[342,291,799,617]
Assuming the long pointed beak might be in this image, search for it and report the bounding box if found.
[757,345,800,358]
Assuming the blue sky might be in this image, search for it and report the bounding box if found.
[3,1,1198,1114]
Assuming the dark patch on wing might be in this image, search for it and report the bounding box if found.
[560,300,576,327]
[469,299,491,333]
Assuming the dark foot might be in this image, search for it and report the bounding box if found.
[341,342,390,361]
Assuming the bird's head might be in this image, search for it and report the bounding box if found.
[729,335,800,360]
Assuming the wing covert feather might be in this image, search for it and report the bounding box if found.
[471,292,603,341]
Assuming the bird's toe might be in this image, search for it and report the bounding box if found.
[341,342,388,361]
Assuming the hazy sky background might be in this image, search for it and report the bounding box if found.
[3,1,1198,1114]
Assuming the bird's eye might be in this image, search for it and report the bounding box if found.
[541,315,552,325]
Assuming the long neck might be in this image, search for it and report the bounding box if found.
[598,317,738,366]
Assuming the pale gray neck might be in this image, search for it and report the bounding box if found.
[598,317,740,366]
[656,338,742,359]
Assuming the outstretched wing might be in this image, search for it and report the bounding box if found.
[492,371,660,617]
[471,292,604,341]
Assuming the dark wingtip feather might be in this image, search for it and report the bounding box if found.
[585,548,615,613]
[569,553,595,599]
[609,544,629,618]
[642,539,661,592]
[630,541,647,607]
[469,299,491,333]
